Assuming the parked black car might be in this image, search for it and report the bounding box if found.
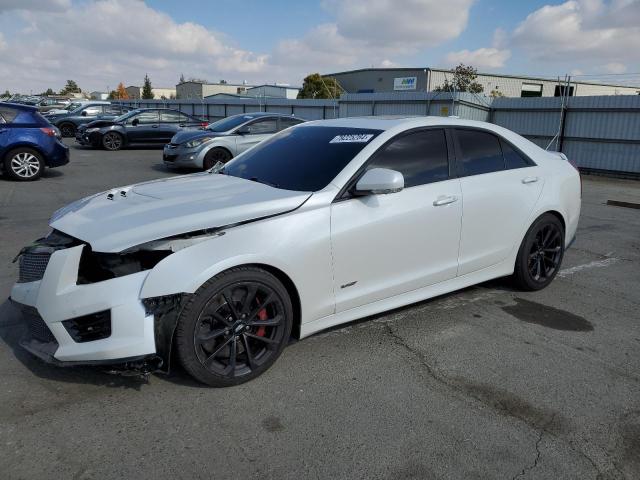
[48,103,131,137]
[76,108,207,151]
[0,103,69,181]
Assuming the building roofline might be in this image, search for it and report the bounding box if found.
[324,67,640,89]
[246,84,302,90]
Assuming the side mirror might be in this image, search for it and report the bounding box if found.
[236,125,251,135]
[131,118,140,126]
[81,110,87,116]
[354,168,404,196]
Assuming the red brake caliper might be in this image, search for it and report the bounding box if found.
[256,308,268,337]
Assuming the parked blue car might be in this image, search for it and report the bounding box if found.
[0,103,69,181]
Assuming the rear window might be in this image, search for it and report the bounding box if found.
[223,126,382,191]
[0,107,18,123]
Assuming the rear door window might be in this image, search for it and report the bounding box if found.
[501,140,534,169]
[455,129,505,176]
[246,118,278,134]
[161,110,190,123]
[279,117,304,131]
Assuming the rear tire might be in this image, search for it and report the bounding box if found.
[176,267,293,387]
[59,122,75,137]
[203,147,232,170]
[513,213,565,291]
[102,132,123,151]
[3,148,44,181]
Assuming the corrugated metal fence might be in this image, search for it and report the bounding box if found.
[491,96,640,174]
[118,92,639,174]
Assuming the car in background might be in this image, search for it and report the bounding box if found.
[0,103,69,181]
[75,108,207,151]
[163,112,305,169]
[43,100,110,117]
[48,103,131,137]
[37,98,70,113]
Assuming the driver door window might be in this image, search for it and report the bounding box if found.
[82,105,103,116]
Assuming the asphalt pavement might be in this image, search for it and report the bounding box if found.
[0,139,638,479]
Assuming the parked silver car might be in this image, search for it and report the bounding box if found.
[163,112,305,169]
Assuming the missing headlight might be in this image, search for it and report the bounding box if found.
[77,248,172,284]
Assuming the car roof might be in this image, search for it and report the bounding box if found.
[0,102,38,112]
[303,116,501,131]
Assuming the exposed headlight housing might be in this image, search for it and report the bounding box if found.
[185,137,214,149]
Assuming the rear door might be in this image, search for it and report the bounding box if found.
[453,128,544,275]
[235,117,278,153]
[0,107,17,155]
[158,110,191,142]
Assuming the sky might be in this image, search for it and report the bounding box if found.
[0,0,638,93]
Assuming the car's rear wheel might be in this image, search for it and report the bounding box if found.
[513,213,565,291]
[203,147,232,170]
[59,122,75,137]
[176,267,293,387]
[102,132,123,151]
[3,148,44,181]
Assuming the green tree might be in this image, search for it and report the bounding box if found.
[107,90,118,100]
[59,79,81,95]
[179,73,185,83]
[297,73,343,99]
[433,64,484,94]
[42,88,55,96]
[142,74,154,99]
[1,90,10,99]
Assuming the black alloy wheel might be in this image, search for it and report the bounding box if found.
[102,132,123,151]
[176,267,293,387]
[513,213,565,291]
[203,147,232,170]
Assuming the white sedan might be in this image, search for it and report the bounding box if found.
[11,116,581,386]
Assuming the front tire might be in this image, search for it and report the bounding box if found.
[3,148,44,181]
[176,267,293,387]
[102,132,123,151]
[203,147,232,170]
[513,213,565,291]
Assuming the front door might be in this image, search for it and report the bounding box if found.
[330,128,462,312]
[125,110,161,142]
[235,117,278,154]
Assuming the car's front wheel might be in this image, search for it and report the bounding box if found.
[175,267,293,387]
[3,148,44,181]
[513,213,565,291]
[102,132,124,151]
[203,147,231,170]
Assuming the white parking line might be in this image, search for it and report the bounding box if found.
[558,257,620,278]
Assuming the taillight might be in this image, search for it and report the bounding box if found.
[40,127,56,137]
[200,122,209,128]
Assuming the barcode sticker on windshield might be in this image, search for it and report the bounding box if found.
[329,134,374,144]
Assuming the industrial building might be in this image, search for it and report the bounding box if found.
[324,68,640,97]
[244,84,300,99]
[125,86,177,100]
[176,81,254,99]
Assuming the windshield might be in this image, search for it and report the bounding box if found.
[222,126,382,191]
[207,114,259,132]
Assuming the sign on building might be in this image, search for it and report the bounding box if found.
[393,77,417,91]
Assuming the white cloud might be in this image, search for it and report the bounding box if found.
[0,0,267,92]
[0,0,71,12]
[512,0,640,70]
[445,47,511,69]
[0,32,6,51]
[603,62,627,74]
[322,0,475,49]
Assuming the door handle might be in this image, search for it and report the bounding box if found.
[151,125,159,128]
[433,195,458,207]
[522,176,539,184]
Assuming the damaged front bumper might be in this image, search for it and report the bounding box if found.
[10,243,175,371]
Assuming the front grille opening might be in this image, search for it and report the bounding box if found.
[18,252,52,283]
[62,310,111,343]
